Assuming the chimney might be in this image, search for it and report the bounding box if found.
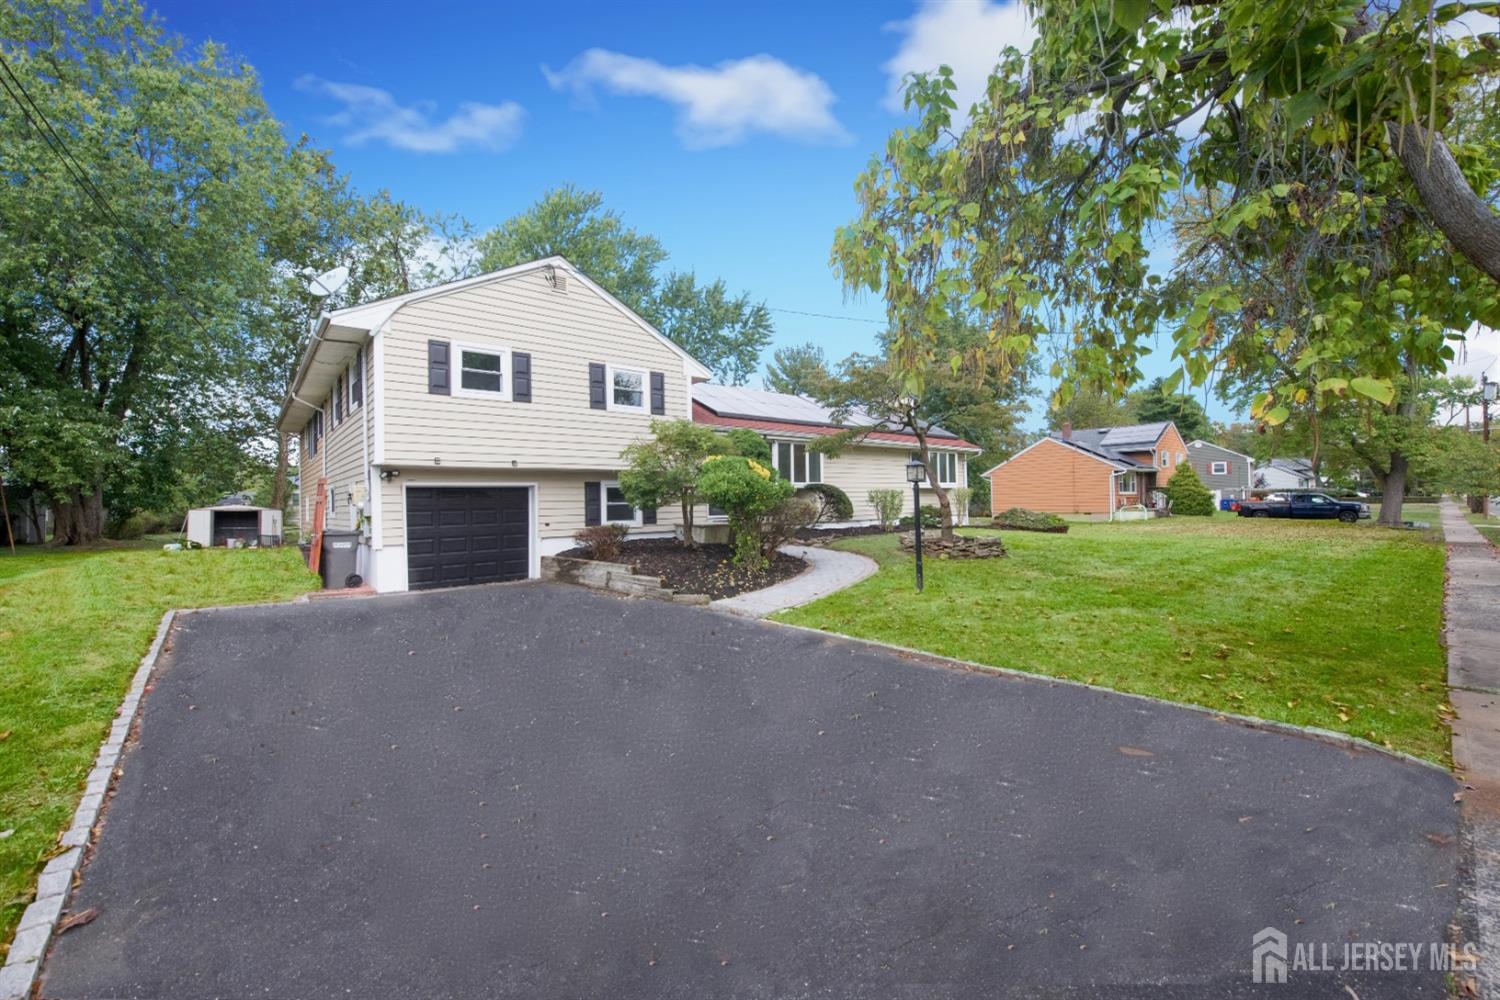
[1061,421,1072,440]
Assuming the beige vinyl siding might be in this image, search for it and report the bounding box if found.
[380,269,689,470]
[378,467,686,549]
[297,345,374,533]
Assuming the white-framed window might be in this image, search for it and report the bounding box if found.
[773,440,823,486]
[914,451,959,487]
[601,480,641,526]
[1210,460,1228,476]
[348,349,363,413]
[1120,472,1138,493]
[455,343,509,400]
[606,365,646,412]
[1159,453,1169,468]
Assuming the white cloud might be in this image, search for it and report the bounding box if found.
[882,0,1037,122]
[295,75,524,154]
[542,50,850,149]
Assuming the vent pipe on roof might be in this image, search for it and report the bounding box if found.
[1061,421,1072,440]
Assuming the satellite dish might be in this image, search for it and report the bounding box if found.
[299,265,349,299]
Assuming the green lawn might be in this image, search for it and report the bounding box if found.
[776,517,1450,763]
[0,543,316,954]
[1465,510,1500,547]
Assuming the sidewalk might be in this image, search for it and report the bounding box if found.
[710,544,878,618]
[1441,499,1500,997]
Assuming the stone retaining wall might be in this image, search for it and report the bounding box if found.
[898,533,1007,559]
[540,556,710,605]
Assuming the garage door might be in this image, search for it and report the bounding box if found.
[406,487,529,590]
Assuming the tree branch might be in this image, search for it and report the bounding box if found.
[1387,121,1500,284]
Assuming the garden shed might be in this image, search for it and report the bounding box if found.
[185,504,283,548]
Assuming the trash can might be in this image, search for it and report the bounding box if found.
[320,530,362,589]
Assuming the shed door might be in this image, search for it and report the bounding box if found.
[406,487,530,590]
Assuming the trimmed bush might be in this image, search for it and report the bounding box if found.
[951,487,972,522]
[867,489,904,531]
[723,428,772,464]
[573,523,629,561]
[760,497,818,556]
[1165,463,1216,516]
[798,483,854,524]
[992,507,1069,533]
[898,504,942,530]
[697,455,795,567]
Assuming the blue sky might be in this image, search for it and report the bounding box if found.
[152,0,1229,427]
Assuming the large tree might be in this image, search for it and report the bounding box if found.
[763,342,834,397]
[0,1,315,543]
[476,186,772,384]
[834,1,1500,515]
[1126,378,1213,442]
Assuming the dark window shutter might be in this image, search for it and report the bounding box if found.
[584,481,601,526]
[334,376,343,424]
[589,363,606,409]
[1225,461,1232,473]
[352,349,364,407]
[641,506,657,525]
[650,371,666,414]
[428,340,451,395]
[512,352,531,402]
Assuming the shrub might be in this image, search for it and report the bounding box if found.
[618,419,728,547]
[992,507,1068,532]
[798,483,854,524]
[723,428,772,464]
[573,523,630,561]
[760,497,818,557]
[951,487,972,522]
[867,489,904,531]
[1165,462,1216,516]
[697,455,795,567]
[898,504,943,529]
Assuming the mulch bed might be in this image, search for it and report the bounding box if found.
[794,524,895,543]
[556,539,805,600]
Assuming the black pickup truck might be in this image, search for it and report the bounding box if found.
[1236,492,1371,523]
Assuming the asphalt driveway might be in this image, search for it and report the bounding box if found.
[43,582,1458,998]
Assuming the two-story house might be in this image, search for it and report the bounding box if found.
[278,257,713,593]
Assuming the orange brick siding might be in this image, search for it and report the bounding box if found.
[986,438,1115,515]
[1156,424,1189,484]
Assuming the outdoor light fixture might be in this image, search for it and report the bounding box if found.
[378,469,401,482]
[906,459,927,592]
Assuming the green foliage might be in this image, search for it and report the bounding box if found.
[617,419,728,544]
[992,508,1069,533]
[951,487,973,517]
[1165,464,1216,516]
[867,489,904,531]
[797,483,854,524]
[573,524,630,562]
[474,186,771,384]
[1413,426,1500,498]
[898,504,943,529]
[760,498,818,558]
[723,428,772,463]
[1047,389,1131,432]
[764,343,833,397]
[1125,379,1212,443]
[696,456,794,567]
[834,2,1500,432]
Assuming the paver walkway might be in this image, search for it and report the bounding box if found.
[710,543,877,617]
[1442,499,1500,997]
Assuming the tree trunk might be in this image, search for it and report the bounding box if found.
[271,432,292,510]
[680,494,697,548]
[1388,122,1500,285]
[916,435,956,541]
[53,484,106,545]
[1378,453,1408,527]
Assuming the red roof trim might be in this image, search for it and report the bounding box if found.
[692,402,981,451]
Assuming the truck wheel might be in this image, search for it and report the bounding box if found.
[1338,510,1357,524]
[1253,510,1269,518]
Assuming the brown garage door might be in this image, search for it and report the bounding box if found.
[405,487,529,590]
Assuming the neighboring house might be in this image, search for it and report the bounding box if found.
[279,256,714,593]
[691,384,982,524]
[1186,439,1253,504]
[1254,457,1317,491]
[982,421,1190,517]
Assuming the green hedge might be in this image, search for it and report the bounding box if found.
[991,507,1069,533]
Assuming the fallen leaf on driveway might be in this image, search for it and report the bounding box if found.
[57,907,98,933]
[1116,746,1154,757]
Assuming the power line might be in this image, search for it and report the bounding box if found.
[768,306,885,325]
[0,50,213,337]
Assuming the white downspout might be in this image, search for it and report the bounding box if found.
[1108,471,1117,522]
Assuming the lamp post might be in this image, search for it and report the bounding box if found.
[1483,373,1497,516]
[906,458,926,592]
